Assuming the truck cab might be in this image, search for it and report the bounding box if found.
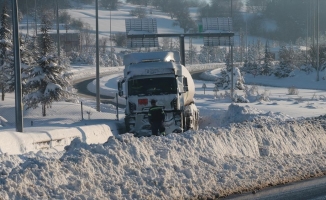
[118,51,198,137]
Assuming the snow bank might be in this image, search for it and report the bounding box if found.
[222,104,293,124]
[1,108,326,199]
[0,124,113,155]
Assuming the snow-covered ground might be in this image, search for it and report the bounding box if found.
[1,2,326,199]
[1,63,326,199]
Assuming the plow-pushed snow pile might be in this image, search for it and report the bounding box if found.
[1,105,326,199]
[0,124,113,154]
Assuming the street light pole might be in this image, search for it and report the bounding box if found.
[12,0,23,132]
[110,8,113,67]
[96,0,100,111]
[56,0,60,60]
[230,0,234,100]
[316,0,320,81]
[26,0,29,36]
[34,0,37,36]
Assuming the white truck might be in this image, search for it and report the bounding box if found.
[118,51,199,136]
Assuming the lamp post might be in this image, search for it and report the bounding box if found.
[26,0,29,35]
[34,0,37,35]
[110,8,113,67]
[316,0,320,81]
[12,0,23,132]
[56,0,60,60]
[96,0,100,111]
[230,0,234,99]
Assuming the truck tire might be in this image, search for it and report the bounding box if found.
[125,116,130,132]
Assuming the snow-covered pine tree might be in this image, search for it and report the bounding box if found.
[321,45,326,72]
[215,68,229,89]
[21,36,38,95]
[23,11,74,116]
[234,67,245,90]
[241,59,251,74]
[261,41,274,76]
[225,52,232,72]
[247,42,256,63]
[0,2,14,101]
[198,46,210,64]
[241,42,256,75]
[215,52,245,90]
[255,39,264,66]
[274,45,296,78]
[214,67,245,90]
[251,61,260,77]
[185,45,199,65]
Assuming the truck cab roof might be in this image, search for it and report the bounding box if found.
[123,51,180,66]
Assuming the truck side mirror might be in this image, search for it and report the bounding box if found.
[118,81,123,97]
[183,77,188,92]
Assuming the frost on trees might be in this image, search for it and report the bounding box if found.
[23,12,74,116]
[215,67,245,91]
[274,46,297,78]
[261,41,274,76]
[0,3,14,101]
[215,52,245,90]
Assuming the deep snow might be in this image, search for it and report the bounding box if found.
[1,64,326,199]
[0,2,326,199]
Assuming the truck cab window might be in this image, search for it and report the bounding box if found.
[128,77,177,96]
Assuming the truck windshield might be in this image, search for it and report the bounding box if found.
[128,77,177,96]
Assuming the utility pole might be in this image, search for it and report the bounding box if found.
[95,0,100,111]
[306,6,308,64]
[312,0,315,69]
[26,0,29,36]
[34,0,37,36]
[110,8,113,67]
[12,0,23,132]
[230,37,234,99]
[230,0,234,100]
[56,0,60,60]
[316,0,320,81]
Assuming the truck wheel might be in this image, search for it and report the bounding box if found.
[125,117,130,132]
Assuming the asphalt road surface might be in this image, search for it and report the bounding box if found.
[226,176,326,200]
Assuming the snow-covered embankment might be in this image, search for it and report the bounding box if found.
[1,105,326,199]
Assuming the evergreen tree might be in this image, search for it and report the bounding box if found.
[0,2,14,101]
[185,45,199,65]
[251,61,260,77]
[261,41,274,75]
[215,69,230,89]
[21,36,38,95]
[214,67,245,90]
[23,11,74,116]
[274,46,296,78]
[241,59,250,74]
